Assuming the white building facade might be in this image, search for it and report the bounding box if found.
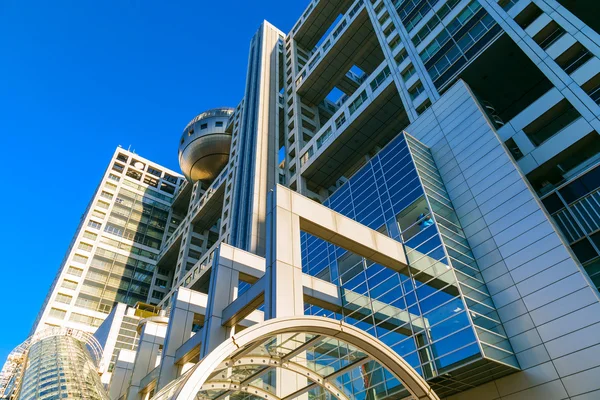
[31,148,183,335]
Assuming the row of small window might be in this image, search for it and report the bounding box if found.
[55,293,73,304]
[117,153,177,182]
[420,0,483,64]
[61,279,79,290]
[72,253,88,264]
[103,223,163,250]
[370,66,391,92]
[71,293,114,314]
[105,214,165,238]
[125,168,177,194]
[92,248,155,272]
[111,162,178,194]
[90,253,155,277]
[122,179,175,203]
[187,120,225,136]
[76,232,160,272]
[77,242,93,252]
[403,0,441,33]
[115,334,138,345]
[96,199,110,211]
[88,219,102,231]
[428,14,497,85]
[110,205,167,228]
[79,280,149,302]
[420,3,499,87]
[89,217,164,250]
[155,278,168,288]
[349,91,369,115]
[412,0,462,48]
[99,235,160,261]
[67,266,84,277]
[47,309,65,320]
[53,292,110,314]
[118,187,171,212]
[152,290,165,300]
[72,311,104,327]
[88,256,154,279]
[86,266,153,286]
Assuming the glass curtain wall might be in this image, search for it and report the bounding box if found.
[405,135,517,368]
[17,332,109,400]
[302,132,517,397]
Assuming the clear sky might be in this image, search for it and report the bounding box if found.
[0,0,307,364]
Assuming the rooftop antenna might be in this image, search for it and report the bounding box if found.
[127,144,132,152]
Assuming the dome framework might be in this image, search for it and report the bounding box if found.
[151,316,440,400]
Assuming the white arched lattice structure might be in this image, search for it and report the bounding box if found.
[152,316,440,400]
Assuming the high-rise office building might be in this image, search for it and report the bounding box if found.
[1,150,183,399]
[31,148,183,335]
[5,0,600,399]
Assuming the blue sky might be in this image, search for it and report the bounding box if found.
[0,0,307,364]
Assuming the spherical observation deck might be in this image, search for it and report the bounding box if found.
[178,107,235,183]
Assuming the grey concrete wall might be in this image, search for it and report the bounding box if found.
[405,80,600,400]
[230,22,284,257]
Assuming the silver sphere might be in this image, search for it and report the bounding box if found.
[178,107,234,183]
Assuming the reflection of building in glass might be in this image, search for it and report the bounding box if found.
[0,328,108,400]
[5,0,600,399]
[302,133,518,393]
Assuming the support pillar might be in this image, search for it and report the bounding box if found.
[264,185,305,319]
[265,186,307,399]
[199,244,239,358]
[126,320,167,400]
[157,288,206,390]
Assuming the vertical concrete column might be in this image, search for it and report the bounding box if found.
[126,320,167,400]
[284,36,304,195]
[96,303,127,385]
[379,0,440,113]
[249,22,283,257]
[264,186,305,319]
[264,186,307,399]
[230,22,284,257]
[157,288,202,389]
[199,244,239,357]
[176,227,195,282]
[109,349,136,400]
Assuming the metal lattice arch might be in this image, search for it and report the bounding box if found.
[152,316,440,400]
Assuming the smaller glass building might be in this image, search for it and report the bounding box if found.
[5,328,109,400]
